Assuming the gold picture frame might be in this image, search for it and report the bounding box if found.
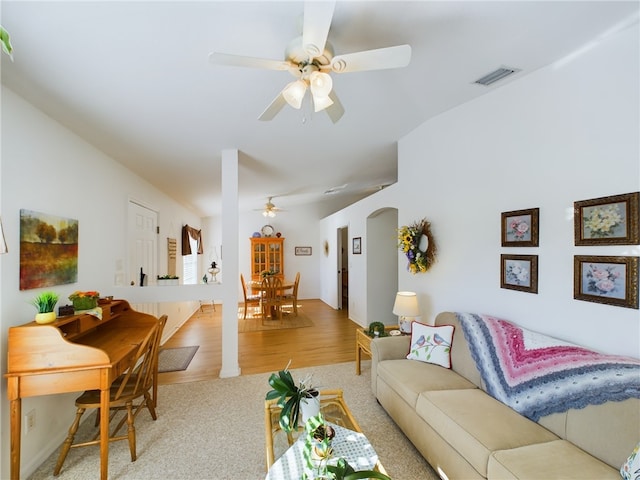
[574,192,639,245]
[574,255,639,309]
[500,254,538,294]
[501,208,539,247]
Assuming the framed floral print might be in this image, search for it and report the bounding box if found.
[574,255,639,309]
[500,254,538,294]
[501,208,539,247]
[574,192,639,245]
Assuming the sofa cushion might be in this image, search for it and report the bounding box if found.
[489,440,620,479]
[406,322,454,368]
[416,389,558,477]
[377,359,476,407]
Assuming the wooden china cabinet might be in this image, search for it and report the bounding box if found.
[250,237,285,281]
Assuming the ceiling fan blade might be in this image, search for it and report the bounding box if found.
[209,52,291,71]
[325,91,344,124]
[302,0,335,59]
[330,44,411,73]
[258,92,287,121]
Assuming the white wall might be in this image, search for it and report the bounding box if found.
[0,87,203,478]
[321,22,640,358]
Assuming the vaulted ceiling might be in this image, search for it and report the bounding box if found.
[2,1,637,218]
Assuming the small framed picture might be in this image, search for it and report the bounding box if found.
[352,237,362,255]
[574,255,639,309]
[574,192,639,245]
[500,254,538,294]
[501,208,539,247]
[294,246,312,256]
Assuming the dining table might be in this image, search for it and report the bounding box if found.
[249,279,294,319]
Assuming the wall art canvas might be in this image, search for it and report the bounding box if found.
[500,254,538,294]
[501,208,539,247]
[574,192,639,245]
[574,255,638,309]
[20,209,78,290]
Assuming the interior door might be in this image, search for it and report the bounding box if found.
[128,200,158,315]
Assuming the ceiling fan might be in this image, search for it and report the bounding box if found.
[209,1,411,123]
[257,197,284,218]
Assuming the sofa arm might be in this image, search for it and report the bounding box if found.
[370,336,410,395]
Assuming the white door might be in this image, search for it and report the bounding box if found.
[128,200,158,315]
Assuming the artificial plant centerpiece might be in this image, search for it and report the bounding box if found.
[303,413,392,480]
[266,364,319,432]
[31,291,59,324]
[68,291,100,311]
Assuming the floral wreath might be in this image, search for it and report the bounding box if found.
[397,219,436,274]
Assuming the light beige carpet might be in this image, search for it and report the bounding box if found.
[238,305,313,332]
[28,361,439,480]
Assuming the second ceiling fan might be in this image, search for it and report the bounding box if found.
[209,1,411,123]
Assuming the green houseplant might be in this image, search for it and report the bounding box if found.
[31,291,59,324]
[303,413,392,480]
[266,365,319,432]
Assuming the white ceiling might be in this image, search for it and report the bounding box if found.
[2,1,638,218]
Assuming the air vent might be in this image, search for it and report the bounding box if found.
[474,67,520,86]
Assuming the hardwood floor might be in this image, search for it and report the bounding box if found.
[158,299,361,385]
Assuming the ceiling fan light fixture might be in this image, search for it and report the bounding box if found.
[262,209,276,218]
[309,71,332,97]
[312,93,334,112]
[283,80,307,109]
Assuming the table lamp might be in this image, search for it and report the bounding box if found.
[393,291,419,334]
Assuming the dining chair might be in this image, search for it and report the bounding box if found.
[261,276,284,321]
[240,273,261,319]
[283,272,300,316]
[53,321,161,476]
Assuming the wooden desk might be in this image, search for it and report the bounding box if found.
[5,300,157,480]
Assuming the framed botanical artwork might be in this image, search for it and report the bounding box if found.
[574,192,639,245]
[294,246,312,256]
[500,254,538,294]
[501,208,539,247]
[352,237,362,255]
[20,209,78,290]
[574,255,639,309]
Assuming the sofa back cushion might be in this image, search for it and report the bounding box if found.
[434,312,482,387]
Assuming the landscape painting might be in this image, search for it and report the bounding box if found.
[20,209,78,290]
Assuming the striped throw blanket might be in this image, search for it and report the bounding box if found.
[455,312,640,421]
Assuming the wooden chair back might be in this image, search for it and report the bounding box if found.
[261,276,283,320]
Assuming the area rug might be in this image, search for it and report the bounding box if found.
[27,361,439,480]
[157,345,199,373]
[238,305,313,333]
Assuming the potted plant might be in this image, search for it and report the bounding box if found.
[303,413,392,480]
[68,291,100,311]
[157,274,179,285]
[266,365,319,432]
[31,291,59,324]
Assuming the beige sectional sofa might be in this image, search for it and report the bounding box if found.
[370,312,640,479]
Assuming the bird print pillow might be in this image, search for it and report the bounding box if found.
[406,322,454,368]
[621,442,640,480]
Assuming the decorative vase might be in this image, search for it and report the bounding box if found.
[300,394,321,425]
[35,312,57,324]
[72,297,97,311]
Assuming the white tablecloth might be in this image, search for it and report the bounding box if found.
[265,423,379,480]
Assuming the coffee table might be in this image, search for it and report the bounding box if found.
[264,389,386,476]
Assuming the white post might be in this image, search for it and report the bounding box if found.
[219,149,241,377]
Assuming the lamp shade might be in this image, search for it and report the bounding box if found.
[392,291,419,317]
[282,80,307,109]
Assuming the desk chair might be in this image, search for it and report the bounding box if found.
[261,276,284,321]
[53,321,161,476]
[283,272,300,316]
[240,273,261,319]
